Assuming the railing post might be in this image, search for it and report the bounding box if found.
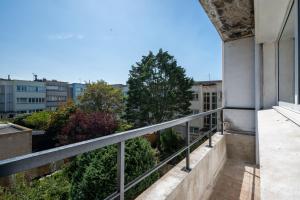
[185,122,191,171]
[209,113,212,147]
[221,109,224,135]
[117,141,125,200]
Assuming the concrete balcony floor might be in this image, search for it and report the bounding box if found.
[209,159,260,200]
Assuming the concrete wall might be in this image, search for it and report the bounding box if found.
[136,134,226,200]
[262,42,277,108]
[225,132,255,163]
[0,125,32,160]
[223,37,255,133]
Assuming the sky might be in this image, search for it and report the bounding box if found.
[0,0,221,84]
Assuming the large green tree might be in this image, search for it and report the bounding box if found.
[79,80,124,116]
[126,49,194,127]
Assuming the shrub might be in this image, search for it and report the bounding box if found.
[23,111,52,130]
[67,137,159,200]
[159,129,185,160]
[46,101,77,146]
[0,171,70,200]
[12,114,30,127]
[58,110,118,145]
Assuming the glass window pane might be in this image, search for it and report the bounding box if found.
[278,4,295,103]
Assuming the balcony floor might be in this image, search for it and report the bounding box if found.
[209,159,260,200]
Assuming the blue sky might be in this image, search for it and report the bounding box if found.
[0,0,221,84]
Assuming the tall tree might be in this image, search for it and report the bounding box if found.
[126,49,193,127]
[79,80,124,116]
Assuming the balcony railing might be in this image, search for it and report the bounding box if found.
[0,107,224,200]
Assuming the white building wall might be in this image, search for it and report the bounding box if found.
[262,42,277,108]
[223,37,256,133]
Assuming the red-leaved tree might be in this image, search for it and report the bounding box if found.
[59,109,117,145]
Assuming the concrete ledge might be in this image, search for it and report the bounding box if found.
[136,134,226,200]
[258,109,300,199]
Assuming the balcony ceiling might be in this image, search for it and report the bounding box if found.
[199,0,254,42]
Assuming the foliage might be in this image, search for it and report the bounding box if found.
[12,114,30,127]
[126,49,194,127]
[159,129,185,159]
[67,137,159,200]
[22,111,52,130]
[58,109,118,145]
[0,171,70,200]
[46,101,77,146]
[116,120,134,132]
[79,80,124,116]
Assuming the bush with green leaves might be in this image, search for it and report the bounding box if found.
[159,129,185,160]
[67,137,159,200]
[0,171,70,200]
[22,111,52,130]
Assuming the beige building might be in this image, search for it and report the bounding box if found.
[189,80,222,133]
[175,80,222,136]
[0,123,32,160]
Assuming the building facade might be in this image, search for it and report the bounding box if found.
[69,83,86,104]
[43,80,68,110]
[189,80,222,133]
[175,80,222,136]
[0,79,46,118]
[111,84,129,96]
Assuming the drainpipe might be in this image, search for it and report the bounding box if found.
[254,43,263,165]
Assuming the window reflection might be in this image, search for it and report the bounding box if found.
[278,4,295,103]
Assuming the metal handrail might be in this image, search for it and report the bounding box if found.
[0,107,224,200]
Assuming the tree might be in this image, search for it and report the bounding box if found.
[159,129,185,160]
[79,80,124,116]
[58,110,117,145]
[126,49,194,127]
[46,100,77,146]
[67,137,159,200]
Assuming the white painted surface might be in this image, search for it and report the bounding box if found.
[254,0,292,43]
[258,109,300,199]
[262,43,277,108]
[223,37,255,133]
[223,109,255,133]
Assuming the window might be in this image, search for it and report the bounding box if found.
[192,109,199,114]
[192,93,198,101]
[16,85,27,92]
[278,2,296,103]
[190,126,200,134]
[203,92,210,111]
[278,1,300,108]
[17,98,27,104]
[203,92,217,129]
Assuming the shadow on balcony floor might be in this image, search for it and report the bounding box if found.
[209,159,260,200]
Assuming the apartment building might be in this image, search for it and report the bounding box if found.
[111,84,129,96]
[0,78,46,118]
[174,80,222,136]
[189,80,222,133]
[41,79,68,111]
[68,83,86,104]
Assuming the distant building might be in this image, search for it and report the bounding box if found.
[34,78,68,111]
[69,83,86,104]
[175,80,222,136]
[0,78,46,118]
[111,84,129,96]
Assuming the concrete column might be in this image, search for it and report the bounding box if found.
[222,37,255,133]
[254,43,263,165]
